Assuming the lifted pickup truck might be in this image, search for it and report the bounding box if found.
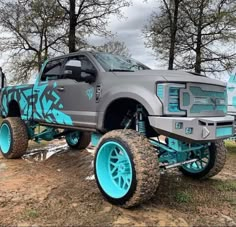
[0,51,234,207]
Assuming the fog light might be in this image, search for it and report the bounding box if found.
[185,127,193,134]
[175,122,183,129]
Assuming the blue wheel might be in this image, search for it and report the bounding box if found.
[66,131,91,149]
[94,130,160,208]
[0,118,28,159]
[180,141,226,179]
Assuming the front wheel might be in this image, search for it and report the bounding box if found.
[179,140,226,179]
[94,129,160,208]
[0,117,28,159]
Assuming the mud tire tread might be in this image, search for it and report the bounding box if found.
[95,129,160,208]
[202,140,226,179]
[0,117,28,159]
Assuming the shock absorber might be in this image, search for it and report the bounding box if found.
[136,105,146,136]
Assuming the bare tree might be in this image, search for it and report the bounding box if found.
[144,0,236,75]
[56,0,131,53]
[144,0,184,70]
[95,40,131,57]
[177,0,236,74]
[0,0,66,82]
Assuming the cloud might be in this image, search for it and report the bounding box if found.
[87,0,163,69]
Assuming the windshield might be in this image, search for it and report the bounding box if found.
[93,52,150,72]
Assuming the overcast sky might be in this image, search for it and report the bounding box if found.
[87,0,160,69]
[0,0,160,71]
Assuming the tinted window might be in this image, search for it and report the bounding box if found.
[41,59,64,81]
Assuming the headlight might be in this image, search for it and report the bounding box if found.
[157,83,186,116]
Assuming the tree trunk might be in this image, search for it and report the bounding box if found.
[69,0,76,53]
[168,0,180,70]
[37,52,42,71]
[195,0,204,74]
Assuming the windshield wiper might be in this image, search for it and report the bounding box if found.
[109,69,134,72]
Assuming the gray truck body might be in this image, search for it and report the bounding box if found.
[0,51,234,142]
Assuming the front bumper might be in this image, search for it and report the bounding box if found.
[149,115,234,142]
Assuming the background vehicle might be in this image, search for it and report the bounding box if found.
[0,51,233,207]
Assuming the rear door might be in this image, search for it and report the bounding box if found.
[32,58,75,125]
[33,55,98,129]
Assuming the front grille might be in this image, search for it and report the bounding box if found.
[180,83,227,117]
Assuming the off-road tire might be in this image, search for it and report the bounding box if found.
[179,140,226,179]
[0,117,28,159]
[66,132,91,150]
[94,129,160,208]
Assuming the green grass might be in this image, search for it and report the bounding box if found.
[225,140,236,153]
[175,191,192,203]
[216,180,236,192]
[25,209,39,219]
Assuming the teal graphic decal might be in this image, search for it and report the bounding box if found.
[86,87,94,100]
[1,82,73,126]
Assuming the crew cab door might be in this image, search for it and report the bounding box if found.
[33,55,98,129]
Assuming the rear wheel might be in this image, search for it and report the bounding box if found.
[179,140,226,179]
[94,129,160,208]
[0,117,28,159]
[66,131,91,150]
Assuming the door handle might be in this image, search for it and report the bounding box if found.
[57,87,64,92]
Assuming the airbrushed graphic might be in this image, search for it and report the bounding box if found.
[1,82,73,125]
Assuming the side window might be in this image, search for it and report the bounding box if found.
[41,59,64,81]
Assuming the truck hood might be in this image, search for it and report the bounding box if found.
[113,70,226,87]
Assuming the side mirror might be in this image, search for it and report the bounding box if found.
[80,69,97,83]
[64,60,82,81]
[64,60,96,83]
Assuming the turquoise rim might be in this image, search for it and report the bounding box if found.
[66,131,80,145]
[0,123,11,154]
[96,141,133,199]
[182,146,210,173]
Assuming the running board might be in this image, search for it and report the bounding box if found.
[160,158,198,169]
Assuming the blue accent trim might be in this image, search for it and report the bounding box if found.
[181,147,210,173]
[188,86,227,114]
[151,138,209,166]
[0,123,11,154]
[229,74,236,83]
[96,141,132,199]
[168,86,181,112]
[157,84,164,100]
[183,92,190,106]
[86,88,94,100]
[216,127,233,137]
[91,133,102,146]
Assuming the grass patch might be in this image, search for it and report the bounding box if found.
[216,180,236,192]
[175,191,192,203]
[25,209,39,219]
[225,140,236,153]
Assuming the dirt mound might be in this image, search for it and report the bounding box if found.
[0,142,236,226]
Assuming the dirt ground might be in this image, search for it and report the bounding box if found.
[0,140,236,227]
